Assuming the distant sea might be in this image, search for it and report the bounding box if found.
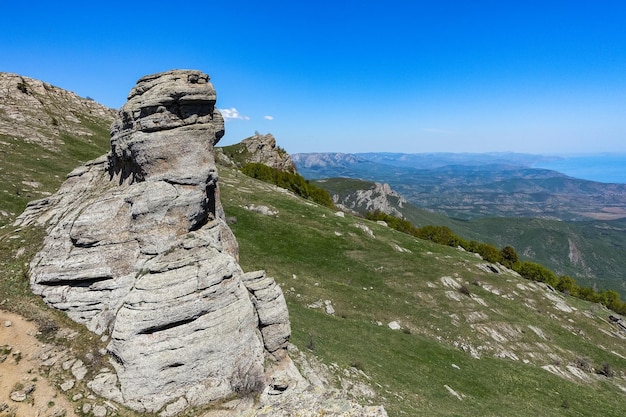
[533,154,626,184]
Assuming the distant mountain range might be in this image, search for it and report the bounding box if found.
[293,152,626,221]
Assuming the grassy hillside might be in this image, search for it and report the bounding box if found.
[311,177,626,299]
[0,129,110,225]
[220,168,626,416]
[0,73,115,227]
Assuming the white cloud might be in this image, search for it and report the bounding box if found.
[263,115,274,121]
[218,107,250,121]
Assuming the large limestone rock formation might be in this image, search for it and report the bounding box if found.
[16,70,290,413]
[16,69,386,417]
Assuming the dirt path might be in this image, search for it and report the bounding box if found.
[0,310,77,417]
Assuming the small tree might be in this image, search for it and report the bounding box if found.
[556,275,578,296]
[500,245,519,268]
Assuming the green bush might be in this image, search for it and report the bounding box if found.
[500,245,519,268]
[240,163,334,208]
[415,225,463,247]
[556,275,579,296]
[514,261,558,287]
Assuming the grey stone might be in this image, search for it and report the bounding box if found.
[388,321,401,330]
[60,379,75,391]
[9,391,26,402]
[93,404,107,417]
[159,397,188,417]
[71,359,88,381]
[324,300,335,315]
[62,359,75,370]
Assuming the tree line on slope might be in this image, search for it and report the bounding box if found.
[365,210,626,316]
[240,162,334,208]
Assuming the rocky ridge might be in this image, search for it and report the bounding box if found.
[218,132,297,173]
[14,70,385,416]
[0,72,115,150]
[332,182,407,219]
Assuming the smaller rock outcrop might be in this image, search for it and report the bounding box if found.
[219,132,297,173]
[333,182,407,219]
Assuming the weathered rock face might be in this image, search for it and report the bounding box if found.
[333,182,407,219]
[16,70,290,413]
[225,132,297,173]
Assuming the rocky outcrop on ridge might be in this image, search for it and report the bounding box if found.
[15,70,290,414]
[219,132,297,173]
[333,182,407,219]
[0,72,115,150]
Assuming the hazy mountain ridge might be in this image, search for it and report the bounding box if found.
[292,152,626,221]
[357,151,558,169]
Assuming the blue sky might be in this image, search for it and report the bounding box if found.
[2,1,626,154]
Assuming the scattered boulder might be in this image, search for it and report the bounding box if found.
[9,391,26,402]
[388,321,402,331]
[244,203,279,216]
[354,223,375,238]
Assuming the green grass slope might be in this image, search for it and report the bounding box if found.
[220,168,626,417]
[0,125,111,227]
[457,217,626,297]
